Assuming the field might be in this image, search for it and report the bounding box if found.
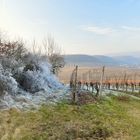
[58,66,140,100]
[58,66,94,83]
[58,66,140,84]
[0,96,140,140]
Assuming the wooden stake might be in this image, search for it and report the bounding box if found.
[99,66,105,96]
[73,65,78,102]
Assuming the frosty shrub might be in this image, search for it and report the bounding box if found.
[14,59,63,93]
[0,56,22,73]
[0,64,18,96]
[0,34,64,96]
[0,39,27,75]
[0,40,26,59]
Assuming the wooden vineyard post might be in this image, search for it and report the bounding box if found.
[99,66,105,96]
[139,82,140,94]
[139,75,140,93]
[73,65,78,103]
[123,73,127,92]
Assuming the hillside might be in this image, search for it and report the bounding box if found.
[64,54,140,67]
[0,96,140,140]
[113,56,140,66]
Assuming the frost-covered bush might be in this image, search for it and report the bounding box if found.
[0,39,26,77]
[14,60,63,93]
[0,36,65,109]
[0,36,63,97]
[0,56,23,73]
[0,64,18,96]
[21,53,41,66]
[23,63,40,72]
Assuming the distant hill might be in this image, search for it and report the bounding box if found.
[64,54,140,67]
[108,51,140,57]
[113,56,140,66]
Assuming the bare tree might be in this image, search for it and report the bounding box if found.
[42,36,65,74]
[0,39,26,59]
[49,53,65,74]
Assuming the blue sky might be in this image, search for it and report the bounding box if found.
[0,0,140,55]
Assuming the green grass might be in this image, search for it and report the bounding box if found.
[0,96,140,140]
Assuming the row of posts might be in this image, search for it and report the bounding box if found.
[70,65,140,102]
[70,65,105,102]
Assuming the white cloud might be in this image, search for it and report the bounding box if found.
[82,26,114,35]
[81,25,140,35]
[122,26,140,32]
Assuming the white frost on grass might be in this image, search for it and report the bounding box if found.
[0,87,69,110]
